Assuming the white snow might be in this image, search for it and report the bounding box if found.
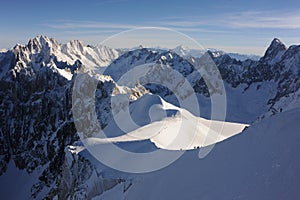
[91,107,300,200]
[160,55,167,60]
[0,48,7,53]
[59,40,120,70]
[54,67,73,80]
[84,94,247,150]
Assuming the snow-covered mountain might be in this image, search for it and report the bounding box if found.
[104,48,194,80]
[0,35,120,80]
[172,45,260,61]
[0,36,299,199]
[104,38,300,122]
[121,45,260,61]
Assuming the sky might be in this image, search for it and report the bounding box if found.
[0,0,300,55]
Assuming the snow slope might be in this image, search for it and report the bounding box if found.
[87,94,247,150]
[93,107,300,200]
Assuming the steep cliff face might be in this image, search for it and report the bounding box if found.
[54,145,122,200]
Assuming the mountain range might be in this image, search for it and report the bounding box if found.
[0,36,299,199]
[172,45,261,61]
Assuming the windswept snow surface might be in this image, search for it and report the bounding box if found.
[84,94,247,150]
[92,107,300,200]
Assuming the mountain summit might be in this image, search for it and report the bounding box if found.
[261,38,287,64]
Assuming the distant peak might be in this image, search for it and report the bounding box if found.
[66,39,85,50]
[36,35,49,40]
[69,39,84,45]
[29,35,53,44]
[27,35,59,53]
[270,38,286,48]
[261,38,287,63]
[174,45,189,50]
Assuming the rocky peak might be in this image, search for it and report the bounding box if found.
[9,36,60,69]
[261,38,287,65]
[63,40,85,54]
[27,35,59,54]
[282,44,300,60]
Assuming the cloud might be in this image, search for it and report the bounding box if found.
[157,10,300,30]
[46,10,300,35]
[157,20,207,27]
[43,19,233,35]
[225,11,300,29]
[43,20,137,30]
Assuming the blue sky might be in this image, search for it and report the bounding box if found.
[0,0,300,55]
